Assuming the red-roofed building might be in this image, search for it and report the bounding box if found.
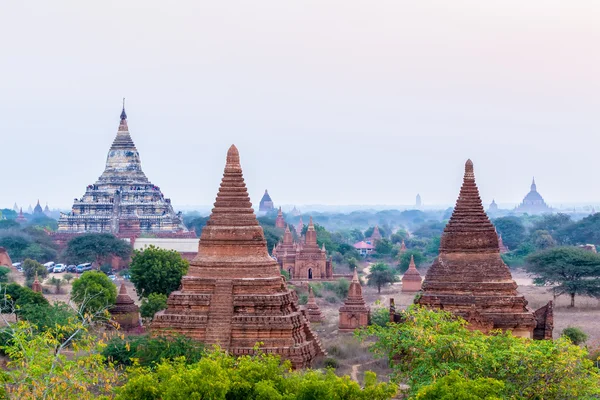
[353,241,375,256]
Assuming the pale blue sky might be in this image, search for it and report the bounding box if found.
[1,1,598,209]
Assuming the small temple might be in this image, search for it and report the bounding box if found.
[16,208,26,224]
[412,160,552,339]
[399,240,407,253]
[416,193,422,208]
[273,218,333,280]
[275,207,286,229]
[339,269,370,332]
[305,286,323,323]
[258,190,275,215]
[110,282,141,332]
[514,178,552,215]
[488,199,498,212]
[401,255,422,292]
[56,104,193,241]
[31,272,42,293]
[152,145,324,368]
[33,200,44,216]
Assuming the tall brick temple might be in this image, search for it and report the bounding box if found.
[56,104,193,240]
[415,160,552,339]
[152,145,324,368]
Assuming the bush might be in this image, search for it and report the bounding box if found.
[102,334,204,368]
[130,245,189,297]
[323,278,350,299]
[140,293,168,320]
[323,357,340,369]
[326,296,338,304]
[308,283,323,298]
[298,293,308,305]
[370,307,390,327]
[70,271,117,315]
[0,266,11,283]
[280,269,290,281]
[22,259,47,281]
[562,327,588,345]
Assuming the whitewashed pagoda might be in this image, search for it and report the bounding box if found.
[57,103,193,239]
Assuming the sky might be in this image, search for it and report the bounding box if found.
[1,1,599,210]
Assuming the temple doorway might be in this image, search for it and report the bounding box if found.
[308,268,313,279]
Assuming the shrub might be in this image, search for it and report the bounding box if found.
[326,296,338,304]
[298,293,308,305]
[140,293,168,320]
[370,307,390,327]
[0,266,11,283]
[562,327,588,345]
[323,357,340,369]
[70,271,117,315]
[102,334,204,368]
[309,283,323,297]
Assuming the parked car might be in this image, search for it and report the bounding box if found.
[76,263,93,273]
[66,265,77,273]
[44,261,55,273]
[53,264,66,273]
[108,274,117,282]
[12,262,22,272]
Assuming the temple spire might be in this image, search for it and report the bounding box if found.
[531,177,537,192]
[119,98,128,131]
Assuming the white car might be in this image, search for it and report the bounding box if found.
[53,264,66,273]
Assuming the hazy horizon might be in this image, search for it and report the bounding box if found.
[1,1,598,210]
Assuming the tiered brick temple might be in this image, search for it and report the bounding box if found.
[275,207,285,229]
[414,160,552,339]
[152,145,324,368]
[31,273,42,293]
[339,269,370,332]
[368,226,382,243]
[110,282,141,332]
[56,105,193,240]
[515,178,552,215]
[273,218,333,280]
[401,255,422,292]
[258,190,275,215]
[16,208,26,224]
[305,286,323,323]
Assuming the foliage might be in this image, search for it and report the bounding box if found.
[62,233,131,266]
[100,263,113,274]
[0,219,20,230]
[412,221,446,239]
[375,239,393,255]
[0,319,119,399]
[397,250,424,272]
[140,293,168,320]
[0,266,10,283]
[129,245,189,297]
[102,334,204,368]
[22,258,47,281]
[358,306,600,399]
[70,271,117,315]
[0,283,49,315]
[49,276,64,294]
[347,257,359,271]
[185,216,209,236]
[280,268,290,281]
[530,230,557,250]
[323,278,350,299]
[262,224,284,254]
[298,293,308,305]
[115,349,397,400]
[526,246,600,307]
[414,371,505,400]
[557,213,600,245]
[0,228,58,263]
[531,213,572,238]
[493,216,526,250]
[562,327,589,346]
[370,307,390,327]
[367,263,398,293]
[364,226,388,239]
[63,273,74,283]
[390,229,409,244]
[501,242,536,268]
[18,302,78,334]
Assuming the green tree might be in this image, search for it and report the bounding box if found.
[140,293,168,320]
[0,283,49,317]
[375,239,393,255]
[0,266,11,283]
[526,246,600,307]
[415,371,505,400]
[370,306,390,327]
[493,216,526,250]
[532,213,572,238]
[70,271,117,315]
[63,273,74,283]
[62,233,131,267]
[49,277,64,294]
[530,229,557,250]
[22,258,47,281]
[130,245,189,297]
[412,221,446,239]
[359,306,600,399]
[115,349,397,400]
[347,257,359,271]
[390,229,409,244]
[557,213,600,245]
[367,263,398,294]
[562,327,588,345]
[0,219,20,230]
[397,250,424,272]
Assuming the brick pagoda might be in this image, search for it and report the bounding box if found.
[401,255,422,292]
[275,207,285,229]
[152,145,324,368]
[273,218,333,280]
[305,286,323,323]
[415,160,546,338]
[339,269,370,332]
[110,282,141,332]
[0,247,12,267]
